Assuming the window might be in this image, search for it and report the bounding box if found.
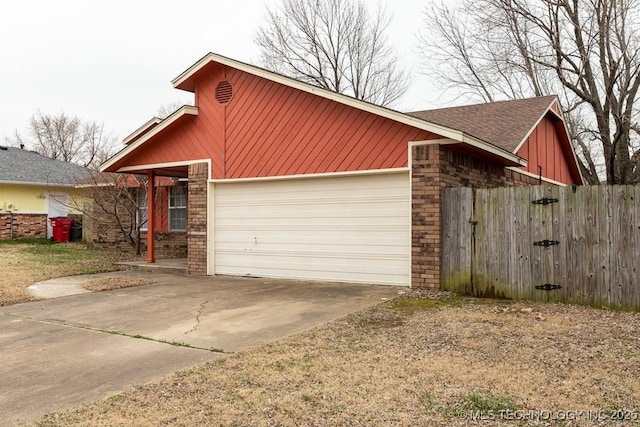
[136,188,148,230]
[169,185,187,230]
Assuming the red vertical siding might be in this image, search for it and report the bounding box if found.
[516,116,577,184]
[219,67,432,178]
[155,187,168,231]
[116,65,433,178]
[117,61,589,185]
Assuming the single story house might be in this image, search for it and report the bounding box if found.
[0,146,91,239]
[101,52,583,288]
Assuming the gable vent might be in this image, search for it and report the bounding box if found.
[215,81,233,105]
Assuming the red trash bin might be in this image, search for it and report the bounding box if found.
[50,217,73,243]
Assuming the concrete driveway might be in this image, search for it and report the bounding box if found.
[0,273,401,425]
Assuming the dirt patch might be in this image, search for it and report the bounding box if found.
[82,277,156,292]
[35,292,640,426]
[0,241,131,306]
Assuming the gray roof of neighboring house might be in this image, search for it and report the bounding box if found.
[0,145,92,186]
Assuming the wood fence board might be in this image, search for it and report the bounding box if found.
[458,188,473,284]
[560,187,578,304]
[507,187,520,299]
[542,186,557,302]
[598,185,611,306]
[549,185,563,303]
[497,187,509,298]
[587,186,599,304]
[610,186,622,307]
[529,186,544,301]
[617,186,634,309]
[516,187,532,300]
[487,188,499,296]
[473,189,486,296]
[441,188,473,293]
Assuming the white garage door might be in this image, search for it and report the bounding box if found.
[212,171,410,286]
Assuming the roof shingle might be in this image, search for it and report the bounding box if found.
[0,146,91,186]
[407,95,558,153]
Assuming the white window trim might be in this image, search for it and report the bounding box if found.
[168,185,187,231]
[137,188,148,231]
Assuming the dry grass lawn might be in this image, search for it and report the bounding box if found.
[81,277,157,292]
[36,291,640,426]
[0,240,131,306]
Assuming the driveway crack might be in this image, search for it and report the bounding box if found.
[184,299,210,336]
[1,312,228,353]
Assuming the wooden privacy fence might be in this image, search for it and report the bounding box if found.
[442,185,640,310]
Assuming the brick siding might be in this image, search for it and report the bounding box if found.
[187,163,208,275]
[90,189,187,258]
[0,213,48,240]
[141,231,187,258]
[411,144,540,289]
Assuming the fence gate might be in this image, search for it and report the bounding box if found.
[442,185,640,309]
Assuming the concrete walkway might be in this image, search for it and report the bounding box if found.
[27,270,171,299]
[1,273,402,425]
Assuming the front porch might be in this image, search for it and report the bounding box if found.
[117,258,187,275]
[131,162,209,276]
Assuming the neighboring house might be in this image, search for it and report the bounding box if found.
[0,146,91,239]
[100,52,583,288]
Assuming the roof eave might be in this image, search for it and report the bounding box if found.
[0,180,76,187]
[460,134,527,167]
[123,117,163,145]
[100,105,199,173]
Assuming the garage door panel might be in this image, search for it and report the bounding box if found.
[213,172,410,286]
[214,221,405,236]
[215,177,406,197]
[215,252,409,283]
[215,229,408,247]
[215,200,407,219]
[215,241,407,256]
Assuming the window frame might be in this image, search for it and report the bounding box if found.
[168,185,187,231]
[136,187,148,231]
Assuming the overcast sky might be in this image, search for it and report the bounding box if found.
[0,0,441,147]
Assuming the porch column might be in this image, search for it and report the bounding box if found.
[187,163,208,275]
[146,170,156,263]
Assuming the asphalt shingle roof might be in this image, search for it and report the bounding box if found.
[0,146,91,186]
[407,95,557,153]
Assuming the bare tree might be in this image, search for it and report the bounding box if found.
[8,111,117,170]
[421,0,640,184]
[70,172,147,255]
[156,101,186,119]
[255,0,409,107]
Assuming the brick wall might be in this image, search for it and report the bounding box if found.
[411,144,541,289]
[141,231,187,258]
[0,213,48,240]
[90,190,187,259]
[187,163,208,275]
[91,193,138,252]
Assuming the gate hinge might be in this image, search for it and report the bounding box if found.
[533,239,560,247]
[532,197,559,205]
[535,283,562,291]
